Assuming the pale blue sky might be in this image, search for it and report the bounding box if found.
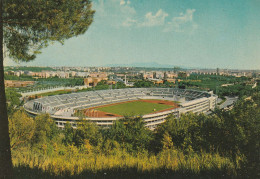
[5,0,260,69]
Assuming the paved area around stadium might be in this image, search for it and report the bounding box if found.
[83,99,179,118]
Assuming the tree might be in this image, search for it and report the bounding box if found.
[32,114,59,145]
[5,88,22,114]
[9,110,35,149]
[113,81,126,89]
[108,117,152,153]
[73,120,102,147]
[161,132,174,150]
[0,0,94,177]
[133,80,154,88]
[63,122,75,146]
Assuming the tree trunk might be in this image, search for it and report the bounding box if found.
[0,0,13,178]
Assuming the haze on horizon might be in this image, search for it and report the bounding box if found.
[5,0,260,70]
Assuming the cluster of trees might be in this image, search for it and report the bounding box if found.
[133,74,254,90]
[8,92,260,178]
[4,74,35,81]
[5,66,55,72]
[134,80,155,88]
[5,88,22,114]
[4,75,85,89]
[180,74,249,83]
[9,111,236,178]
[178,74,257,98]
[133,80,176,88]
[55,77,84,87]
[133,74,257,99]
[218,83,259,98]
[93,81,126,90]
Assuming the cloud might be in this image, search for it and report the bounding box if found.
[174,9,195,23]
[120,0,131,6]
[122,9,168,28]
[139,9,168,27]
[93,0,135,27]
[120,0,125,5]
[94,1,197,33]
[122,18,137,27]
[164,9,197,32]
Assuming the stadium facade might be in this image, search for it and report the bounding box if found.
[24,88,218,130]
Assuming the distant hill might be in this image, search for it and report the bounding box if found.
[106,62,182,68]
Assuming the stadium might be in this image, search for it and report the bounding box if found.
[24,88,218,130]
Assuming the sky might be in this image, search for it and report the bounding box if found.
[5,0,260,69]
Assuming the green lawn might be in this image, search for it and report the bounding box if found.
[96,101,173,116]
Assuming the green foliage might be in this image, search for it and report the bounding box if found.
[73,121,102,147]
[4,74,35,81]
[63,122,74,146]
[32,114,59,145]
[94,80,110,90]
[161,132,174,150]
[178,72,187,78]
[4,0,95,62]
[92,81,127,90]
[154,113,204,153]
[11,145,237,178]
[62,120,102,150]
[5,88,22,114]
[101,139,121,156]
[114,82,126,89]
[162,80,175,88]
[9,110,35,149]
[178,73,255,97]
[134,80,154,88]
[153,93,260,177]
[218,84,257,98]
[37,90,72,97]
[131,78,168,87]
[229,94,260,174]
[5,66,55,72]
[108,117,153,153]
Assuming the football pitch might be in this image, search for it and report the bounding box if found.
[96,100,173,116]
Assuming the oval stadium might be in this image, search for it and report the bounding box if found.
[24,88,218,130]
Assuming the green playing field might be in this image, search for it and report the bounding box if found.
[96,100,173,116]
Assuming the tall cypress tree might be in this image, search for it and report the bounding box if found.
[0,0,94,177]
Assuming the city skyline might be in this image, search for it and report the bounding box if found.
[5,0,260,70]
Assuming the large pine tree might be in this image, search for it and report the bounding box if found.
[0,0,94,177]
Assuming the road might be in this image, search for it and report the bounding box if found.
[218,96,238,109]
